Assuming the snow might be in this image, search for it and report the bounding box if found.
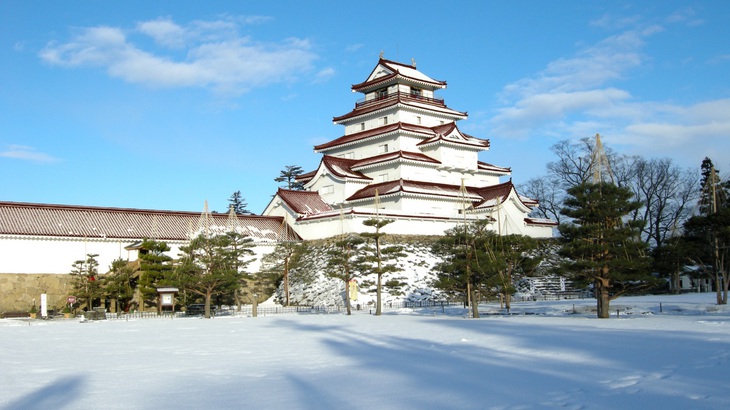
[1,293,729,409]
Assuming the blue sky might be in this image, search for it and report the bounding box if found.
[1,1,729,214]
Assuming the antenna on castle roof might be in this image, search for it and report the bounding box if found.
[379,50,384,59]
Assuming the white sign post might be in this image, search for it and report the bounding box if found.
[40,294,48,319]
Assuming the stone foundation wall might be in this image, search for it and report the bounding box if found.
[0,274,74,313]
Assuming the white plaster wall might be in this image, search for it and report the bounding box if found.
[1,236,278,276]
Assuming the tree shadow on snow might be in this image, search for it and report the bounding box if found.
[3,374,86,410]
[269,317,729,409]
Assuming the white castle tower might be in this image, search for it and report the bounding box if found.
[263,58,555,239]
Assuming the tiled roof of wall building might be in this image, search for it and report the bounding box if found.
[0,201,299,242]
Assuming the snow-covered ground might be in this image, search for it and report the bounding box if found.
[2,293,729,410]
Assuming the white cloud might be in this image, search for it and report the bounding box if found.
[0,145,59,163]
[39,17,319,96]
[136,18,186,48]
[488,13,729,170]
[314,67,335,82]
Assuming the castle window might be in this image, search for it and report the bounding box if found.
[360,122,365,131]
[321,185,334,194]
[378,144,389,154]
[378,173,389,182]
[411,87,422,97]
[416,116,422,124]
[379,116,388,126]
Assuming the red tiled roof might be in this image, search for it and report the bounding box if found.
[0,201,299,241]
[321,156,371,180]
[332,93,466,123]
[276,189,334,216]
[352,151,441,169]
[417,122,489,149]
[345,179,538,211]
[525,217,558,226]
[314,122,433,152]
[477,161,511,174]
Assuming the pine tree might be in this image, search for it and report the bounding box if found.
[361,218,404,316]
[175,234,246,318]
[70,254,102,311]
[275,165,305,190]
[326,235,365,315]
[227,190,250,214]
[559,182,653,318]
[433,220,492,318]
[104,258,135,313]
[137,239,174,312]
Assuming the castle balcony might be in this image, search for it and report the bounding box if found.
[355,91,445,110]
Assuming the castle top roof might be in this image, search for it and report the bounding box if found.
[352,58,446,93]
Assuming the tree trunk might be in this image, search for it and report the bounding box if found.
[375,273,382,316]
[284,257,290,307]
[252,295,258,317]
[204,291,212,319]
[596,276,610,319]
[345,279,352,316]
[469,283,480,318]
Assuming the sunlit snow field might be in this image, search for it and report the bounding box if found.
[1,293,729,410]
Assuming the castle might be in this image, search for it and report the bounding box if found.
[263,58,555,239]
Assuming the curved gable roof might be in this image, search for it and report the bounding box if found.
[276,189,334,216]
[417,122,490,150]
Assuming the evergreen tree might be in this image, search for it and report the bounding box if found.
[220,230,256,309]
[432,220,492,318]
[559,182,653,318]
[275,165,305,190]
[360,218,404,316]
[137,239,174,312]
[258,240,305,307]
[70,254,102,311]
[481,233,540,312]
[326,235,365,315]
[175,234,244,318]
[683,160,730,304]
[104,258,135,312]
[227,190,250,214]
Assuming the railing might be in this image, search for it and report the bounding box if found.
[354,91,445,109]
[101,300,461,320]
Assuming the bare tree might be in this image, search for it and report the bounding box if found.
[625,158,699,248]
